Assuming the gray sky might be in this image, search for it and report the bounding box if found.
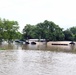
[0,0,76,32]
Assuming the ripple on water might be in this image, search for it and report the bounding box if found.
[0,50,76,75]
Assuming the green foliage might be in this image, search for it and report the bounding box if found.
[63,26,76,41]
[63,29,74,41]
[22,20,64,41]
[0,18,20,42]
[69,26,76,41]
[1,17,75,42]
[70,26,76,34]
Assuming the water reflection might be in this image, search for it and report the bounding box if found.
[0,41,76,53]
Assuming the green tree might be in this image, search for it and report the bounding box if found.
[36,20,64,41]
[22,20,64,41]
[69,26,76,41]
[0,18,20,43]
[63,29,74,41]
[54,25,64,41]
[23,24,33,39]
[0,18,4,42]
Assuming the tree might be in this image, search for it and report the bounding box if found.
[63,29,74,41]
[22,20,64,41]
[36,20,64,41]
[69,26,76,41]
[3,19,19,42]
[23,24,33,39]
[0,18,20,43]
[0,18,4,42]
[54,25,64,41]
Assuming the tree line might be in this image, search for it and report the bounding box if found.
[22,20,76,41]
[0,18,76,42]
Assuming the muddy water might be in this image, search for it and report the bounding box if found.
[0,41,76,75]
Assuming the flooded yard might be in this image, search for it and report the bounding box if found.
[0,41,76,75]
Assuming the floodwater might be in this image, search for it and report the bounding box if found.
[0,41,76,75]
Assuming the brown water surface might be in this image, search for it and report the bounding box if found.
[0,41,76,75]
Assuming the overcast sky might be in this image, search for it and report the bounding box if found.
[0,0,76,32]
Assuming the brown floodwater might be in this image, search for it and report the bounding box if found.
[0,41,76,75]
